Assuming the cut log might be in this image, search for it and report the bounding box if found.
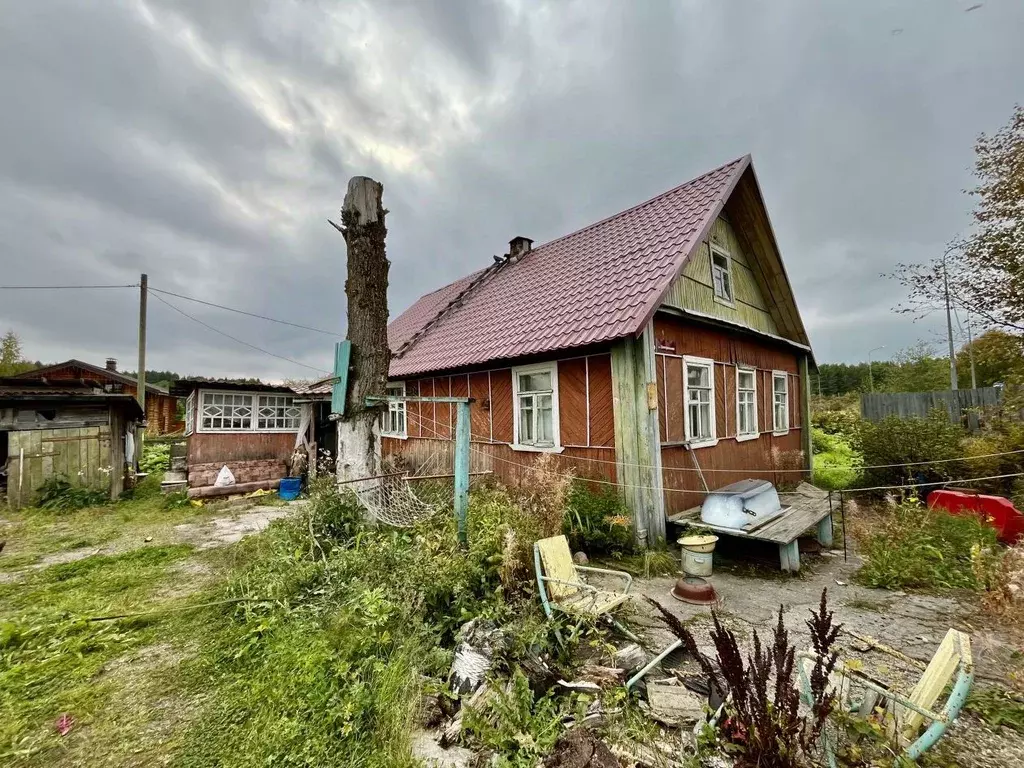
[187,479,281,499]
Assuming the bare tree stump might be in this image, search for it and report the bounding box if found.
[334,177,391,490]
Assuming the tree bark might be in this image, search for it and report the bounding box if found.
[335,177,391,488]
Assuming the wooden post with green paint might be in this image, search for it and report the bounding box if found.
[611,323,666,547]
[454,400,471,548]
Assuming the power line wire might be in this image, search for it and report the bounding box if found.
[150,292,330,375]
[148,286,341,337]
[0,284,138,290]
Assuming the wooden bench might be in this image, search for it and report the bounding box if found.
[668,482,833,572]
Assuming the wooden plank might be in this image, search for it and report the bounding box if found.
[896,629,968,737]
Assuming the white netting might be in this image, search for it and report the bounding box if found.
[352,474,437,527]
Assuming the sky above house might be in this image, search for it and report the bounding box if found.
[1,1,1021,382]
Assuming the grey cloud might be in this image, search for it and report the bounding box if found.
[2,0,1023,382]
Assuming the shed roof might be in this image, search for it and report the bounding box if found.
[387,155,808,378]
[12,359,171,396]
[169,379,295,397]
[0,377,144,418]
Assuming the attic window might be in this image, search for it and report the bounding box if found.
[710,245,734,304]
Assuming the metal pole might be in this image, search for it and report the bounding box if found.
[839,491,847,562]
[868,346,885,393]
[454,400,470,548]
[966,311,977,389]
[943,256,958,390]
[136,273,148,468]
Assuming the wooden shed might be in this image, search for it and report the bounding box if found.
[1,377,144,509]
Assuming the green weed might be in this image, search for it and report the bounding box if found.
[967,686,1024,733]
[564,481,634,556]
[855,498,999,591]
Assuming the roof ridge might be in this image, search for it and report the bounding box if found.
[522,154,750,257]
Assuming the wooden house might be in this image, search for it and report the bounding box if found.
[1,377,143,508]
[382,155,813,542]
[171,379,332,497]
[12,358,181,434]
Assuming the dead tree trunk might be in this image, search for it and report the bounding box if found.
[334,177,391,486]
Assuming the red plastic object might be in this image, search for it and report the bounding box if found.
[927,489,1024,545]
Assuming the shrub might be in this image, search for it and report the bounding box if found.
[855,497,999,590]
[35,476,110,511]
[139,441,170,474]
[811,427,862,491]
[811,394,861,435]
[563,481,634,556]
[855,411,966,490]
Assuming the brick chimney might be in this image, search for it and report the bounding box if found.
[105,358,118,372]
[508,236,533,263]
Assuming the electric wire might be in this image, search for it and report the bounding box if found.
[151,292,330,375]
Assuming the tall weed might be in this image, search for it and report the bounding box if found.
[855,498,999,590]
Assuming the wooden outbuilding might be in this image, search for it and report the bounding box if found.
[11,358,181,434]
[1,377,144,508]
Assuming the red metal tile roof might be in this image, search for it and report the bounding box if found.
[389,156,750,377]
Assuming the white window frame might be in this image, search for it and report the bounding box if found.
[709,243,735,306]
[196,389,301,434]
[735,366,758,441]
[683,356,717,448]
[772,371,790,435]
[256,394,302,431]
[184,391,195,437]
[380,381,407,439]
[511,362,561,452]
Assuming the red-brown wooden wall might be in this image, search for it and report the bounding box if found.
[653,315,808,514]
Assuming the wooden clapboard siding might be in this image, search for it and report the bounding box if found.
[468,372,490,440]
[662,216,780,337]
[558,357,588,446]
[652,314,808,515]
[382,436,617,486]
[661,429,804,513]
[490,370,514,443]
[187,432,295,465]
[587,355,614,447]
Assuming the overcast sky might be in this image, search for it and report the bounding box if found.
[1,1,1021,381]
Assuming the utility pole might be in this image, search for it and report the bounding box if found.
[136,273,148,468]
[966,311,977,389]
[943,253,958,390]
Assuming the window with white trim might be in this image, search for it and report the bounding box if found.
[710,244,734,304]
[773,372,790,433]
[197,390,300,433]
[257,394,301,431]
[684,357,715,444]
[513,363,559,449]
[184,392,195,436]
[736,367,758,439]
[380,382,407,437]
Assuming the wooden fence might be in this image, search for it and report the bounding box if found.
[860,387,1004,432]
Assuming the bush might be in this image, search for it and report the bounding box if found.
[811,394,861,435]
[855,411,966,490]
[855,497,999,590]
[811,427,862,491]
[35,476,110,511]
[139,441,170,474]
[563,481,634,556]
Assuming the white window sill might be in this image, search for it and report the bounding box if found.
[713,295,736,309]
[736,432,759,442]
[684,438,719,449]
[509,443,565,454]
[772,429,790,437]
[381,433,408,440]
[196,428,300,435]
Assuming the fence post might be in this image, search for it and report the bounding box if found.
[454,401,471,548]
